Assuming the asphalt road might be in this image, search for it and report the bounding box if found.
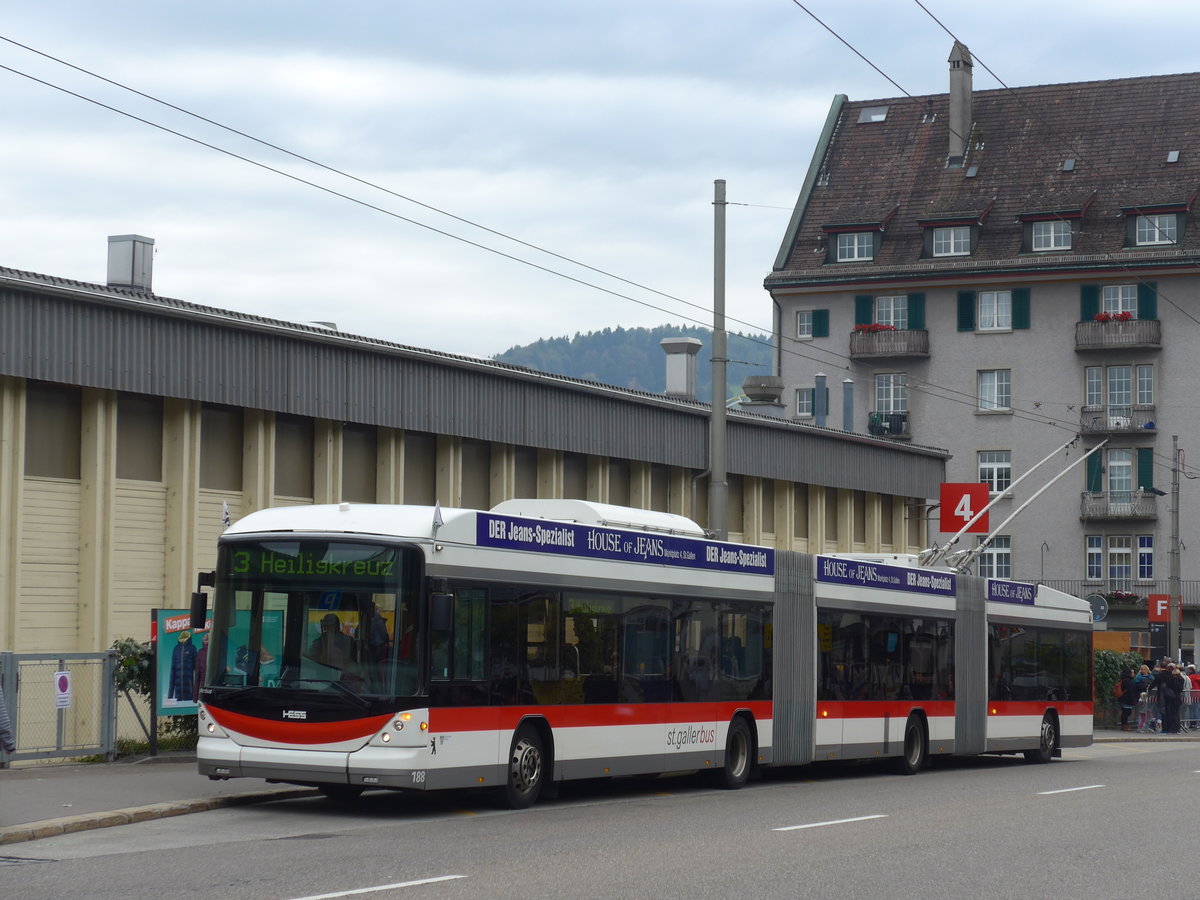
[5,740,1197,900]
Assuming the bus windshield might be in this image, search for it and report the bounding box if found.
[206,539,422,699]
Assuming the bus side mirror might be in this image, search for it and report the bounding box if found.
[430,593,454,632]
[190,592,208,630]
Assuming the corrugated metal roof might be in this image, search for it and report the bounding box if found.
[0,265,947,497]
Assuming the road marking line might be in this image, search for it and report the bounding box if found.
[286,875,467,899]
[774,814,888,832]
[1037,785,1105,795]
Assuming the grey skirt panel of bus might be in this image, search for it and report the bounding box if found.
[771,550,816,766]
[954,573,988,756]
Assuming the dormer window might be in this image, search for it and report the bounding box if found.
[1135,213,1177,245]
[1122,201,1189,247]
[932,226,971,256]
[837,232,874,261]
[1032,220,1072,251]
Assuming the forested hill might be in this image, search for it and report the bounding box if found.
[491,325,773,404]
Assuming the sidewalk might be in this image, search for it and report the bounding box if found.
[2,728,1196,846]
[0,753,314,846]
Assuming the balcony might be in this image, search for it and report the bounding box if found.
[867,411,910,439]
[1079,404,1157,435]
[849,328,929,359]
[1079,491,1157,520]
[1075,319,1161,351]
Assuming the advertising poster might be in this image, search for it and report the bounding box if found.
[152,608,212,717]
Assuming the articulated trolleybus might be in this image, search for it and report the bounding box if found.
[193,499,1092,807]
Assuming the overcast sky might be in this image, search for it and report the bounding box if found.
[2,2,1197,358]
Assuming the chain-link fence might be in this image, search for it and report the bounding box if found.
[0,651,117,767]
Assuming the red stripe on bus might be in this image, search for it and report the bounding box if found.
[814,700,956,719]
[987,701,1092,716]
[429,701,773,733]
[208,707,393,744]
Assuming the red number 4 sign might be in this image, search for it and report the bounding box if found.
[939,483,990,534]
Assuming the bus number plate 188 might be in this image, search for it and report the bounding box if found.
[411,770,426,784]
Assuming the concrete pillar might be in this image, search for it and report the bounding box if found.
[0,377,25,651]
[313,419,342,504]
[164,398,201,610]
[435,435,461,507]
[375,427,403,503]
[79,389,117,651]
[537,449,562,500]
[586,456,608,503]
[242,409,275,514]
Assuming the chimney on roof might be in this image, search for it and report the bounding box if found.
[660,336,703,400]
[947,41,973,167]
[107,234,155,291]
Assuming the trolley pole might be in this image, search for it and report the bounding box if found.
[709,179,729,540]
[1169,434,1181,661]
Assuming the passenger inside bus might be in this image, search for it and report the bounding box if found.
[309,613,356,669]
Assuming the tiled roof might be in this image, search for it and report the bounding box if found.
[767,71,1200,285]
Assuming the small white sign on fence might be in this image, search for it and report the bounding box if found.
[54,670,72,709]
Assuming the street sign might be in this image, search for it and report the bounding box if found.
[54,671,72,709]
[939,483,990,533]
[1147,593,1181,623]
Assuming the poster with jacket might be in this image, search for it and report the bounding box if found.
[153,609,212,717]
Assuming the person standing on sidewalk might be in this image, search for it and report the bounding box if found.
[1118,668,1137,731]
[0,681,16,756]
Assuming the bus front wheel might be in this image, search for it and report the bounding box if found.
[713,717,752,790]
[502,726,546,809]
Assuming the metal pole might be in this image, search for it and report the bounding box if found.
[1170,434,1181,660]
[709,179,728,540]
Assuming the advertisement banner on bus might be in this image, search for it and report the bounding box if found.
[815,555,955,596]
[987,580,1036,605]
[476,513,774,575]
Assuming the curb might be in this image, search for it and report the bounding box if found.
[0,787,318,847]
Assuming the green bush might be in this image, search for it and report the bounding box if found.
[111,636,198,750]
[1094,649,1145,718]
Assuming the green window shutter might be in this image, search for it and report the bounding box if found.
[1137,448,1154,491]
[907,293,925,330]
[957,291,976,331]
[855,295,874,326]
[1011,288,1031,329]
[1137,281,1158,320]
[1085,453,1103,493]
[1080,285,1099,322]
[812,309,829,338]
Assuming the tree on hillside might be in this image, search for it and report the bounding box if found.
[493,325,772,403]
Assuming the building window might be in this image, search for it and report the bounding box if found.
[1032,220,1072,251]
[796,310,813,339]
[1135,213,1177,245]
[874,373,908,413]
[795,388,813,418]
[978,450,1012,494]
[978,369,1011,411]
[1108,535,1133,581]
[1107,448,1133,495]
[876,296,908,330]
[1086,535,1103,580]
[1085,365,1154,415]
[933,226,971,257]
[1102,284,1136,316]
[1138,535,1154,580]
[1085,534,1153,584]
[977,535,1011,578]
[978,291,1011,330]
[837,232,873,261]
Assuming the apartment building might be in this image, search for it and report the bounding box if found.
[763,44,1200,649]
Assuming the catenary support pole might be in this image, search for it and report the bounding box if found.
[709,179,728,540]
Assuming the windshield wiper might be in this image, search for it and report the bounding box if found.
[291,678,371,709]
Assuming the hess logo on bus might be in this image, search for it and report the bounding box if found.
[282,710,307,720]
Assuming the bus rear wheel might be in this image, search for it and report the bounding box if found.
[502,726,546,809]
[1023,715,1057,764]
[713,717,752,790]
[892,716,927,775]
